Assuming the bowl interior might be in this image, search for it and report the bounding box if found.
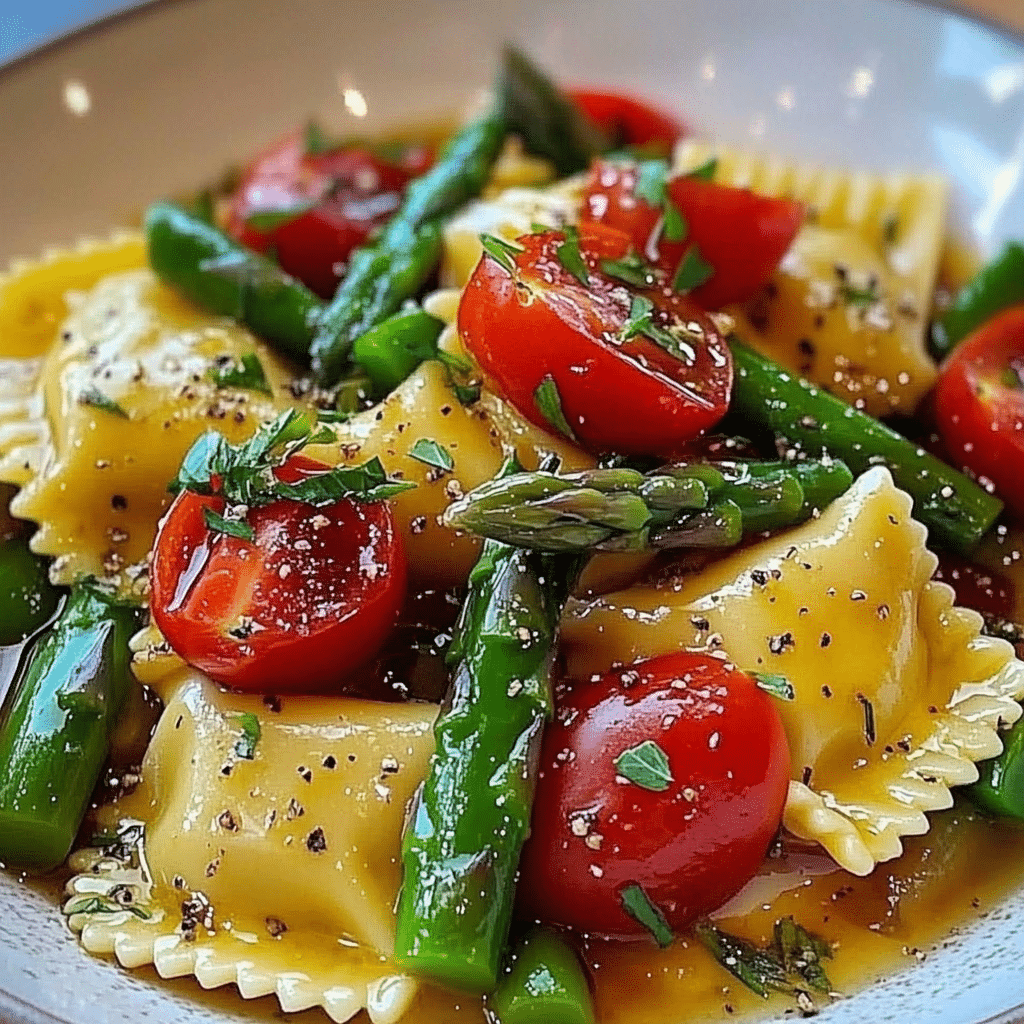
[2,1,1024,1022]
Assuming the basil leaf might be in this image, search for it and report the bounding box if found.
[753,672,795,701]
[662,198,688,243]
[614,739,674,791]
[600,251,657,288]
[480,233,524,275]
[620,884,673,947]
[79,387,128,419]
[533,375,577,441]
[304,119,337,156]
[409,438,454,472]
[556,225,590,285]
[672,245,715,293]
[208,352,273,395]
[203,506,254,541]
[633,159,669,206]
[245,197,319,233]
[621,294,697,363]
[273,456,416,506]
[234,712,262,760]
[64,895,152,921]
[688,156,718,181]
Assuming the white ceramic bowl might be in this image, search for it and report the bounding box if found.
[2,1,1024,1021]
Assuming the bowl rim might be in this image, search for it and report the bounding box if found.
[2,2,1024,1024]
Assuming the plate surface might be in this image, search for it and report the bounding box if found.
[2,1,1024,1022]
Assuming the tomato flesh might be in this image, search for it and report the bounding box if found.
[458,226,732,457]
[150,455,406,694]
[582,159,804,310]
[934,305,1024,518]
[226,132,430,298]
[568,89,685,150]
[518,652,791,939]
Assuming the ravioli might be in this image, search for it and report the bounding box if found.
[560,469,1024,875]
[64,668,437,1024]
[673,140,947,416]
[0,254,307,586]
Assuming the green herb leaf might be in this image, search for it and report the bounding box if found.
[614,739,674,791]
[273,456,416,505]
[600,251,658,288]
[64,895,152,921]
[633,159,670,206]
[533,375,577,441]
[234,712,262,760]
[304,119,337,156]
[840,282,880,308]
[480,233,524,275]
[672,245,715,293]
[453,381,482,405]
[245,197,319,233]
[409,438,454,472]
[662,198,688,243]
[622,294,697,363]
[688,156,718,181]
[695,921,791,998]
[208,352,273,395]
[753,672,795,701]
[620,884,674,947]
[555,225,590,285]
[79,387,128,419]
[203,506,255,541]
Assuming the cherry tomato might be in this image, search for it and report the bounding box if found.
[458,224,732,457]
[226,132,431,298]
[934,306,1024,517]
[518,652,791,939]
[568,89,685,150]
[150,455,406,694]
[582,159,804,310]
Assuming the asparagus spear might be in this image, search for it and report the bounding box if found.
[931,242,1024,360]
[442,458,853,553]
[487,928,596,1024]
[729,339,1002,553]
[395,529,577,991]
[351,306,445,398]
[0,582,143,871]
[145,202,324,364]
[496,46,609,177]
[309,114,506,385]
[0,536,61,647]
[967,711,1024,820]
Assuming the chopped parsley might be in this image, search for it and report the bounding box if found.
[600,250,658,288]
[672,245,715,293]
[662,198,688,243]
[614,739,674,792]
[234,712,262,759]
[555,225,590,285]
[203,507,255,542]
[620,883,674,947]
[752,672,795,701]
[533,375,577,441]
[208,352,272,395]
[622,294,697,363]
[409,438,454,472]
[79,386,128,419]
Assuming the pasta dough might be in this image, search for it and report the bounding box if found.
[0,254,307,586]
[561,468,1024,875]
[674,140,947,416]
[64,668,437,1024]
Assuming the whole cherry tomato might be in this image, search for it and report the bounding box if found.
[517,651,791,940]
[150,455,406,693]
[934,306,1024,518]
[226,132,431,298]
[582,159,804,310]
[458,224,732,457]
[568,89,685,151]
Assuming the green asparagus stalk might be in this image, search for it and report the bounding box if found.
[0,536,61,647]
[931,242,1024,360]
[145,202,324,364]
[310,114,506,385]
[442,458,853,553]
[967,707,1024,820]
[496,46,609,177]
[350,306,445,398]
[487,928,596,1024]
[0,582,143,871]
[729,339,1002,553]
[395,528,577,991]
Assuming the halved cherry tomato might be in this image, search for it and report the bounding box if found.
[150,455,406,693]
[934,306,1024,517]
[226,132,431,298]
[569,89,685,150]
[582,159,804,310]
[458,224,732,456]
[518,652,791,939]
